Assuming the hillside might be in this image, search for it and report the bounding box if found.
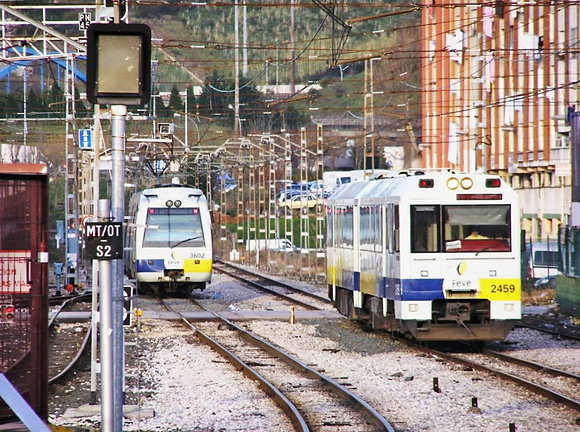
[131,1,422,110]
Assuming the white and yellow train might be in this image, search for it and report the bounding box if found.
[326,170,521,341]
[125,182,213,297]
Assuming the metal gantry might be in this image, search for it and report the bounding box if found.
[0,4,93,290]
[315,123,326,282]
[283,132,294,274]
[64,56,80,289]
[363,58,376,176]
[267,136,278,269]
[299,127,310,276]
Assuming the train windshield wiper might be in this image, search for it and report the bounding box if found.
[475,246,494,256]
[170,236,201,249]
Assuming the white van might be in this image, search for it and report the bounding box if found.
[528,241,561,280]
[246,239,298,253]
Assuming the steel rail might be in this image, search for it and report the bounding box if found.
[48,295,93,384]
[483,347,580,381]
[214,260,331,306]
[160,298,309,432]
[49,326,92,384]
[420,346,580,413]
[515,322,580,342]
[161,297,395,431]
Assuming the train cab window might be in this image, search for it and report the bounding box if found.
[143,208,205,248]
[410,205,440,253]
[443,205,511,252]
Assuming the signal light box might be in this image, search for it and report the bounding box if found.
[86,23,151,105]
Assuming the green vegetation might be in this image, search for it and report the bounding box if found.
[225,213,324,250]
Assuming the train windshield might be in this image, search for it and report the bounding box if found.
[143,208,205,248]
[411,204,511,253]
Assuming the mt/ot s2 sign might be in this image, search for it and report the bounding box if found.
[85,222,123,260]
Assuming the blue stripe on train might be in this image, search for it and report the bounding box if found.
[136,259,165,273]
[340,269,360,292]
[381,277,444,301]
[354,271,360,292]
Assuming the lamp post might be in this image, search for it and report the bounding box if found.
[86,22,151,432]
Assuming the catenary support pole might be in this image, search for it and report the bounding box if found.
[110,104,127,431]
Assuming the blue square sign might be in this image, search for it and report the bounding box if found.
[79,129,92,150]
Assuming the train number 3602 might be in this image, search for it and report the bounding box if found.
[490,284,516,293]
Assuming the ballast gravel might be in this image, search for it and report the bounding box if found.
[50,317,580,432]
[48,273,580,431]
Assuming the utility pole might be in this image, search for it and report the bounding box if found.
[242,3,248,76]
[234,0,240,138]
[289,0,296,95]
[363,58,376,176]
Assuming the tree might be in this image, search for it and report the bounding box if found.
[168,85,183,113]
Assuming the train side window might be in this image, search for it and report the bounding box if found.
[326,208,334,248]
[335,206,353,248]
[360,205,381,251]
[410,205,440,253]
[385,205,392,253]
[374,205,382,252]
[394,205,400,253]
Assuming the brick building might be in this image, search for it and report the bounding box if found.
[421,1,579,241]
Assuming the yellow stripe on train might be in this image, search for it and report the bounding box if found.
[183,259,213,273]
[478,279,521,301]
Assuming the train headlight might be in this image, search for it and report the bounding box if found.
[460,177,473,190]
[446,177,459,190]
[174,200,182,208]
[408,304,418,313]
[165,200,173,208]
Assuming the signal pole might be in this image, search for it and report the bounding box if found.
[86,14,151,430]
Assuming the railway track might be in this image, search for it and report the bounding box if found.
[214,262,580,415]
[517,314,580,342]
[159,296,394,431]
[48,294,92,384]
[418,343,580,413]
[213,260,331,310]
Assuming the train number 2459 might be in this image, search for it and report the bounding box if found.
[490,283,516,293]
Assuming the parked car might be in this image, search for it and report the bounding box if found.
[277,194,324,209]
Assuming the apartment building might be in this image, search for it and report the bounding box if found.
[420,1,579,241]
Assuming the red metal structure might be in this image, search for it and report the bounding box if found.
[0,164,49,422]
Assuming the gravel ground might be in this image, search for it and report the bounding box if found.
[48,273,580,431]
